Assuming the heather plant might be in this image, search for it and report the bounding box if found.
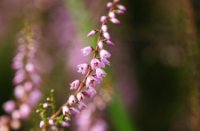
[36,0,126,130]
[0,24,42,130]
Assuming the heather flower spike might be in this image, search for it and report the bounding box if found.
[38,0,126,130]
[0,24,42,130]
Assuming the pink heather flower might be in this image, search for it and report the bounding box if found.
[25,63,34,72]
[106,2,113,8]
[81,46,93,56]
[86,76,97,87]
[84,87,97,98]
[100,49,111,60]
[106,40,114,46]
[103,32,110,39]
[11,110,21,120]
[90,58,101,69]
[96,68,106,78]
[78,102,87,110]
[70,107,80,116]
[23,81,33,91]
[101,25,108,32]
[13,70,26,84]
[40,121,45,128]
[87,30,98,37]
[77,92,85,101]
[116,10,125,14]
[68,95,76,105]
[28,90,41,106]
[19,104,31,119]
[100,16,107,23]
[48,119,54,126]
[117,5,126,12]
[98,41,104,49]
[100,58,110,67]
[14,85,25,99]
[3,100,16,113]
[108,12,116,18]
[62,122,70,127]
[62,106,70,115]
[77,64,89,74]
[70,80,80,90]
[110,18,120,24]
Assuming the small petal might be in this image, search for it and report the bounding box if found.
[90,58,101,69]
[70,80,80,90]
[25,63,34,72]
[87,30,98,37]
[116,9,125,15]
[100,49,111,60]
[110,18,120,24]
[76,92,85,101]
[68,95,76,105]
[81,46,93,56]
[62,122,70,127]
[101,58,110,67]
[103,32,110,39]
[96,68,106,78]
[62,106,70,115]
[19,104,31,119]
[101,25,108,32]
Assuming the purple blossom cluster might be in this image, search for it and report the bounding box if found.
[39,0,126,129]
[0,26,41,130]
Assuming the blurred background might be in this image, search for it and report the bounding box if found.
[1,0,200,131]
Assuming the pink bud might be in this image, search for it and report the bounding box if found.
[96,68,106,78]
[70,80,80,90]
[3,100,16,113]
[110,18,120,24]
[14,85,25,99]
[106,40,114,46]
[100,58,110,67]
[25,63,34,72]
[77,64,89,74]
[100,16,107,23]
[87,30,98,37]
[98,41,104,49]
[62,106,70,115]
[103,32,110,39]
[48,119,54,125]
[100,49,111,60]
[108,12,116,18]
[76,92,85,101]
[116,9,125,14]
[62,122,70,127]
[19,104,31,119]
[107,2,113,8]
[117,5,126,11]
[68,95,76,105]
[114,0,120,2]
[90,58,101,69]
[101,25,108,32]
[81,46,93,56]
[39,121,45,128]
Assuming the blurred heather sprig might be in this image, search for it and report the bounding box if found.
[0,23,42,130]
[37,0,126,130]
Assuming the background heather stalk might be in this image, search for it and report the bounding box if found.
[0,24,41,130]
